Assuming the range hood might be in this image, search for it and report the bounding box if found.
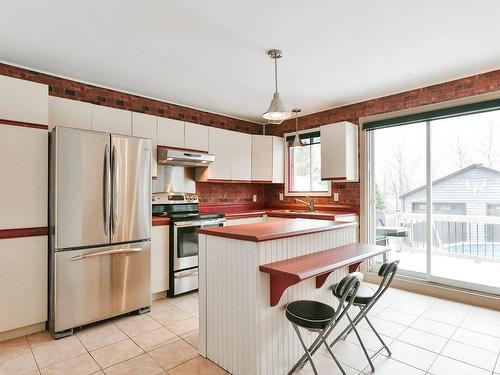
[157,147,215,167]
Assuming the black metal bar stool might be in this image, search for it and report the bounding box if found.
[329,260,400,372]
[286,273,362,375]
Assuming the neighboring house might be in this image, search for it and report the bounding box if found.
[399,164,500,246]
[400,164,500,217]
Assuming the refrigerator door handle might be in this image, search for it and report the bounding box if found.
[111,145,118,233]
[103,144,111,236]
[69,247,143,261]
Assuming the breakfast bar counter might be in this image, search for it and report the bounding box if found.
[198,218,377,375]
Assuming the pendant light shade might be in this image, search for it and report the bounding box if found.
[290,108,304,148]
[262,49,291,125]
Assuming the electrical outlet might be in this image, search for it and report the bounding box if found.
[253,194,257,202]
[279,193,284,201]
[333,192,339,202]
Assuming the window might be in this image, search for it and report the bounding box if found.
[285,130,330,196]
[411,202,466,215]
[367,101,500,294]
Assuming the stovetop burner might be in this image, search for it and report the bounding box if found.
[152,192,224,222]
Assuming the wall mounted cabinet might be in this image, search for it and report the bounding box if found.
[0,75,48,124]
[231,131,252,181]
[251,135,284,183]
[132,112,158,178]
[48,97,92,131]
[320,121,359,182]
[185,122,209,151]
[157,117,184,148]
[197,127,252,181]
[91,105,131,135]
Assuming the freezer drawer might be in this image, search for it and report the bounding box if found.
[51,241,151,334]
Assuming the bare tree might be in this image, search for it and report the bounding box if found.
[479,121,497,167]
[451,134,470,169]
[387,142,414,211]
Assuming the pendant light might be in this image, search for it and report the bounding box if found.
[290,108,304,147]
[263,49,291,124]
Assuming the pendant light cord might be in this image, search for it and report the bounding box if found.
[274,55,278,93]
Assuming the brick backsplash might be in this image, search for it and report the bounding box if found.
[196,182,266,205]
[264,183,360,211]
[0,63,263,135]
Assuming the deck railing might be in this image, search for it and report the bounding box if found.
[385,213,500,259]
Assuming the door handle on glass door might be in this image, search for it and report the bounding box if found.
[69,247,143,261]
[103,144,111,236]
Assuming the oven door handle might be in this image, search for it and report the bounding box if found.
[174,218,226,228]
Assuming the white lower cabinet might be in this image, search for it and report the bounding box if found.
[0,236,47,333]
[151,225,169,294]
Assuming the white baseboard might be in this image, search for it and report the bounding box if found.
[0,322,46,343]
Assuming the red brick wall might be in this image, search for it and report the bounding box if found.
[0,63,262,134]
[196,182,266,205]
[265,68,500,211]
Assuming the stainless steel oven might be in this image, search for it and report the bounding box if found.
[172,217,225,295]
[173,218,226,271]
[152,191,225,297]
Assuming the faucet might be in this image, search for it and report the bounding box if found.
[295,197,315,212]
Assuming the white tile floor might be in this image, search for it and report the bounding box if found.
[297,284,500,375]
[0,287,499,374]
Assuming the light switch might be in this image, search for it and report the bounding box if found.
[333,192,339,202]
[279,193,284,201]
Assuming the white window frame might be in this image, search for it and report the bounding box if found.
[284,128,331,197]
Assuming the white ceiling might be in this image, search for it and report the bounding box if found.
[1,1,500,124]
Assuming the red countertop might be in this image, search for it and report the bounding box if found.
[152,216,170,226]
[198,218,356,242]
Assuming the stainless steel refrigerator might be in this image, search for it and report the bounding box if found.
[49,127,152,338]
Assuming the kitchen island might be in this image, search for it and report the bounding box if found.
[198,218,380,375]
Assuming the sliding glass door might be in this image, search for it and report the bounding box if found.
[369,108,500,295]
[371,122,428,278]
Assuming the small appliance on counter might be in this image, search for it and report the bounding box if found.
[152,192,225,297]
[49,127,152,338]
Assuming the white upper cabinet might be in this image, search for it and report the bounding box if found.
[0,125,48,229]
[204,127,232,180]
[184,122,209,151]
[0,75,48,124]
[198,128,253,181]
[91,105,131,135]
[48,97,92,131]
[231,131,252,181]
[252,135,284,183]
[320,121,359,182]
[132,112,158,178]
[157,117,185,148]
